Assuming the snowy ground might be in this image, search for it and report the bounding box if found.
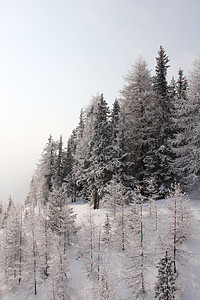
[68,197,200,300]
[1,196,200,300]
[70,198,200,300]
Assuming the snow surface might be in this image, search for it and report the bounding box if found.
[1,197,200,300]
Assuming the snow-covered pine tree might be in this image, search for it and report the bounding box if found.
[120,57,158,193]
[2,195,15,227]
[25,175,39,207]
[155,251,177,299]
[1,202,25,290]
[48,186,76,254]
[153,46,175,197]
[171,68,189,188]
[37,135,57,205]
[176,68,188,101]
[181,57,200,190]
[102,176,128,217]
[109,100,125,182]
[53,135,65,189]
[73,104,95,200]
[62,137,76,202]
[83,93,111,209]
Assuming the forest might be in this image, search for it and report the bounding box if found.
[0,46,200,299]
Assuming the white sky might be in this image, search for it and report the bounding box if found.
[0,0,199,203]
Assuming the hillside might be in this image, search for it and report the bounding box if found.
[1,193,200,300]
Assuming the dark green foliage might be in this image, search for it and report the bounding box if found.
[155,251,177,299]
[152,46,175,196]
[83,94,112,208]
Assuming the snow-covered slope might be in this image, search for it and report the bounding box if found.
[68,198,200,300]
[1,197,200,300]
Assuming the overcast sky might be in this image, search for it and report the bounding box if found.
[0,0,199,203]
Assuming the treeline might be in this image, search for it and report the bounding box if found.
[27,46,200,208]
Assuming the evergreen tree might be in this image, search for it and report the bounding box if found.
[109,100,125,181]
[102,176,129,217]
[83,94,111,209]
[63,137,77,201]
[155,251,177,299]
[1,202,25,290]
[73,105,95,200]
[180,57,200,190]
[37,135,57,204]
[2,195,15,227]
[120,57,158,192]
[48,186,76,253]
[153,46,174,197]
[171,68,188,187]
[176,68,188,101]
[54,135,65,188]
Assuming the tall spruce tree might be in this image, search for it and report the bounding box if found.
[84,94,111,209]
[153,46,174,197]
[37,135,57,204]
[183,57,200,190]
[109,100,125,181]
[171,69,189,187]
[73,105,95,200]
[120,57,158,192]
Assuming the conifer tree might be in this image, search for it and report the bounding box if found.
[152,46,174,197]
[1,202,25,290]
[73,105,95,200]
[109,100,125,181]
[171,69,189,187]
[54,135,65,188]
[48,186,76,253]
[179,57,200,190]
[155,251,177,299]
[102,176,128,217]
[84,94,111,209]
[120,57,158,191]
[38,135,57,204]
